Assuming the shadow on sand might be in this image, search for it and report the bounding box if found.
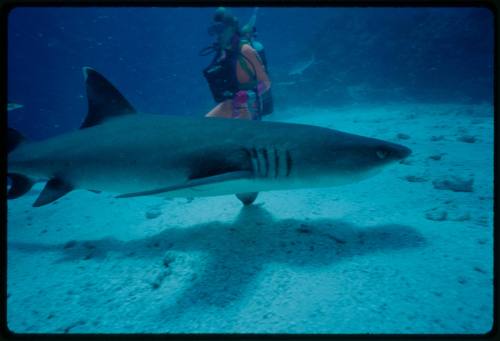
[10,204,426,318]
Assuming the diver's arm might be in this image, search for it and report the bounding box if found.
[241,44,270,90]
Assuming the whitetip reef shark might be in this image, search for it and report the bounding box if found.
[8,67,411,207]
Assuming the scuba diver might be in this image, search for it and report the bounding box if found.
[240,7,268,70]
[201,7,273,121]
[199,7,273,206]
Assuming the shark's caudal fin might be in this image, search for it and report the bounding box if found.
[8,128,35,198]
[7,173,34,199]
[80,67,137,129]
[8,127,26,154]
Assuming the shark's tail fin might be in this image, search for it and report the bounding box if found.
[8,128,35,199]
[7,173,34,199]
[8,127,26,154]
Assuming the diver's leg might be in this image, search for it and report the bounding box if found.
[205,100,233,118]
[236,192,259,205]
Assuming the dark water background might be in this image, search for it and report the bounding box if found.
[7,7,494,140]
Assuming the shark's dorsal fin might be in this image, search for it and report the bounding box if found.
[80,67,137,129]
[33,178,73,207]
[116,171,252,199]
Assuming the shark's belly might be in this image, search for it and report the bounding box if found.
[70,162,187,194]
[153,178,323,199]
[9,149,187,195]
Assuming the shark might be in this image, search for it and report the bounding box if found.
[8,67,411,208]
[288,54,317,77]
[7,102,23,111]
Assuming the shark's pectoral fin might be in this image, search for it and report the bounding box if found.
[7,173,35,199]
[33,178,73,207]
[116,170,253,199]
[80,67,137,129]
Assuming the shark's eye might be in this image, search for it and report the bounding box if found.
[376,149,388,159]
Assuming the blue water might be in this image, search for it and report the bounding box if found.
[6,6,495,335]
[8,7,493,139]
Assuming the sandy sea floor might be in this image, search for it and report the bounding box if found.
[7,102,494,334]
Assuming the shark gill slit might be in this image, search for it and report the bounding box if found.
[286,150,292,177]
[246,148,258,178]
[262,148,269,178]
[257,148,266,177]
[274,147,279,178]
[266,147,276,179]
[249,147,260,177]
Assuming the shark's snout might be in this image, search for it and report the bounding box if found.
[398,145,412,159]
[375,143,412,162]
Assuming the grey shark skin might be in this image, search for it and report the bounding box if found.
[8,67,411,207]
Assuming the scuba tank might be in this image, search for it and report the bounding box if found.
[200,38,273,116]
[239,49,273,117]
[258,83,273,117]
[247,38,273,116]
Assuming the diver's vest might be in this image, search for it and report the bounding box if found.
[203,41,273,115]
[203,48,240,103]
